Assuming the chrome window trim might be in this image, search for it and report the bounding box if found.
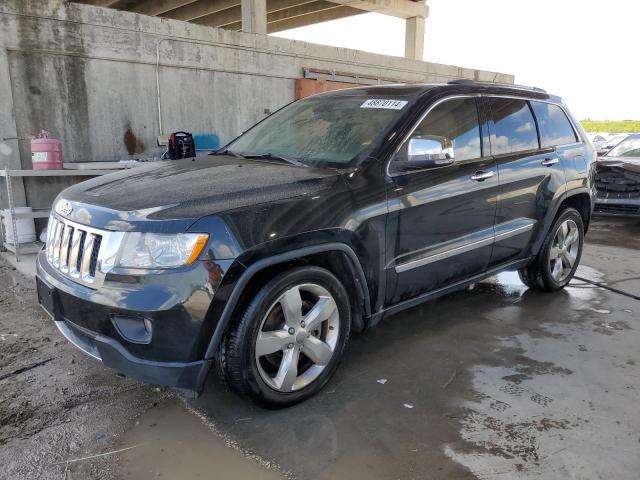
[386,92,584,178]
[483,94,584,149]
[392,219,535,273]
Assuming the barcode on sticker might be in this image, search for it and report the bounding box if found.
[361,99,408,110]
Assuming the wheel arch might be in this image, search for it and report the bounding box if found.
[202,243,371,362]
[535,188,593,249]
[558,191,592,233]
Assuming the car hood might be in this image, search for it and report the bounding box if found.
[59,156,343,227]
[598,156,640,169]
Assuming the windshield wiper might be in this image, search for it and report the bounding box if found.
[210,149,245,159]
[243,152,306,167]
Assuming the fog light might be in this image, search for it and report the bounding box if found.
[111,315,153,344]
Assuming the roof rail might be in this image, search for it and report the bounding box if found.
[448,79,547,94]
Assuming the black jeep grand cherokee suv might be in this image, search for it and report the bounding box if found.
[37,81,595,407]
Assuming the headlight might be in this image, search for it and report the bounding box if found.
[116,232,209,269]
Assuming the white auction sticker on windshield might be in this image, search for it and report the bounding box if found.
[360,99,408,110]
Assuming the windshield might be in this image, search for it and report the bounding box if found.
[607,135,640,158]
[606,135,627,146]
[225,94,411,168]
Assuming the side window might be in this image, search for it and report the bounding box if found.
[407,97,482,161]
[487,98,539,155]
[530,101,578,147]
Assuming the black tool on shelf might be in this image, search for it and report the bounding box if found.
[167,131,196,160]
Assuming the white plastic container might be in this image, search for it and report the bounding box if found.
[2,207,36,244]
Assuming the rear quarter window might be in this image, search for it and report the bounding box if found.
[487,98,539,155]
[531,101,578,147]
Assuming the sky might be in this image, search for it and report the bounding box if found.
[273,0,639,121]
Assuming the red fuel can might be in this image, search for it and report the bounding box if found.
[31,130,63,170]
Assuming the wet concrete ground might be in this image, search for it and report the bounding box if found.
[186,217,640,479]
[2,217,639,479]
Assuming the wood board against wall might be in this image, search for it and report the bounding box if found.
[295,79,360,99]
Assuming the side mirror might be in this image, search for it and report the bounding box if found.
[393,136,455,172]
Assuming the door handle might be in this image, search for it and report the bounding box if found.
[542,157,560,166]
[471,170,495,181]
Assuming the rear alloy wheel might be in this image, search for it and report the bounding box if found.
[548,219,580,283]
[518,207,584,291]
[222,266,350,408]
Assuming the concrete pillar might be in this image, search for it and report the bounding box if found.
[0,49,27,208]
[241,0,267,34]
[404,16,425,61]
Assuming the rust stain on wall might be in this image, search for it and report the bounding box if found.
[123,127,145,155]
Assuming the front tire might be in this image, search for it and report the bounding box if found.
[221,266,351,408]
[518,207,584,292]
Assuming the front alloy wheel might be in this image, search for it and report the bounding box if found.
[255,283,340,392]
[222,266,350,408]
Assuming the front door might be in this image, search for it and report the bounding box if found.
[384,96,499,306]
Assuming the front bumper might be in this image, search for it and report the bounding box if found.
[594,195,640,217]
[36,250,234,391]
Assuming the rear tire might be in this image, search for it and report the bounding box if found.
[221,266,350,408]
[518,207,584,292]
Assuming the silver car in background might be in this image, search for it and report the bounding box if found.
[588,133,609,153]
[601,134,630,154]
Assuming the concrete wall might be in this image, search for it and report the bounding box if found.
[0,0,512,211]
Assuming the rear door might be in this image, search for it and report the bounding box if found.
[530,101,584,194]
[485,97,567,267]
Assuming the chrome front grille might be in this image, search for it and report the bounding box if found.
[45,215,124,288]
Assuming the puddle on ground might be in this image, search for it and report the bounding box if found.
[118,399,285,480]
[476,266,604,305]
[475,271,528,298]
[444,290,640,479]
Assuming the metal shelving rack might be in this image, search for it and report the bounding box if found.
[0,167,113,262]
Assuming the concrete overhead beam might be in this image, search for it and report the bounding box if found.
[268,0,320,13]
[325,0,427,19]
[268,1,342,22]
[81,0,423,20]
[162,0,240,21]
[195,5,242,27]
[222,1,350,30]
[195,0,320,28]
[268,5,362,32]
[80,0,121,6]
[128,0,200,16]
[163,0,318,22]
[80,0,423,21]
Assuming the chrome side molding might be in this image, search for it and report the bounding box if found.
[393,218,536,273]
